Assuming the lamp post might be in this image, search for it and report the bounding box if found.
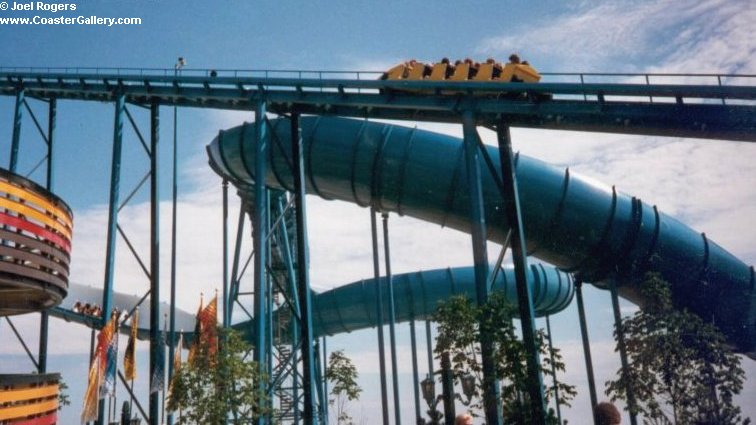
[421,371,478,425]
[456,373,476,406]
[421,375,443,425]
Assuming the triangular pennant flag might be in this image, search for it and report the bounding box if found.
[150,319,166,394]
[187,295,203,366]
[124,309,138,381]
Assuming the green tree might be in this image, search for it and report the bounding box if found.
[325,349,362,425]
[605,273,750,425]
[434,291,576,424]
[167,327,270,424]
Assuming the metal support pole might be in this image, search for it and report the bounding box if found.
[371,209,390,425]
[97,92,125,425]
[253,100,270,425]
[440,351,455,425]
[223,179,230,328]
[46,98,56,190]
[148,102,161,425]
[102,93,125,325]
[462,111,501,424]
[9,88,24,172]
[322,336,329,422]
[167,93,179,425]
[229,206,246,317]
[610,281,638,425]
[290,112,319,424]
[313,340,327,423]
[410,319,422,425]
[276,195,300,423]
[425,321,433,376]
[496,122,546,424]
[381,213,402,425]
[38,97,56,373]
[575,280,598,422]
[545,316,562,423]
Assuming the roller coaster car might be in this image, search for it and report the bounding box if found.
[379,61,552,101]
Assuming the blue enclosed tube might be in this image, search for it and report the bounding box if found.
[232,264,574,340]
[209,116,756,357]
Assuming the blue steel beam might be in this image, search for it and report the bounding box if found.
[252,100,270,425]
[382,213,402,425]
[371,209,390,425]
[496,123,547,423]
[2,72,755,141]
[102,93,125,329]
[99,93,126,425]
[409,319,421,424]
[575,280,598,423]
[149,101,161,425]
[462,111,502,424]
[38,97,56,374]
[9,88,24,172]
[167,95,180,425]
[290,113,319,423]
[610,281,638,425]
[223,180,230,328]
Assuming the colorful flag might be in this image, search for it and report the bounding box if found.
[173,332,183,376]
[150,320,166,394]
[80,356,100,424]
[124,309,138,381]
[81,313,117,423]
[199,295,218,361]
[101,318,119,397]
[187,297,203,366]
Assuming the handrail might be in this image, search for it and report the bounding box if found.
[0,66,753,84]
[2,71,755,100]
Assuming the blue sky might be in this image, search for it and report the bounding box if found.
[1,0,755,423]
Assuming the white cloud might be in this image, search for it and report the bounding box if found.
[478,0,755,73]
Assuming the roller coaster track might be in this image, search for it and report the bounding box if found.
[1,68,755,141]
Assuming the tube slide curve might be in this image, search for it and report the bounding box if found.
[232,264,574,341]
[208,116,755,357]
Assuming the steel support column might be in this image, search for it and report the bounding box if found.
[322,336,329,422]
[46,98,56,189]
[101,93,125,325]
[370,209,390,425]
[425,321,433,377]
[148,102,161,425]
[229,207,246,318]
[410,319,422,425]
[223,179,229,328]
[575,280,598,422]
[462,111,501,424]
[545,316,562,423]
[610,281,638,425]
[252,99,270,425]
[98,92,126,425]
[38,97,56,373]
[291,112,319,424]
[167,96,179,425]
[495,122,546,424]
[275,194,301,423]
[9,88,24,172]
[382,213,402,425]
